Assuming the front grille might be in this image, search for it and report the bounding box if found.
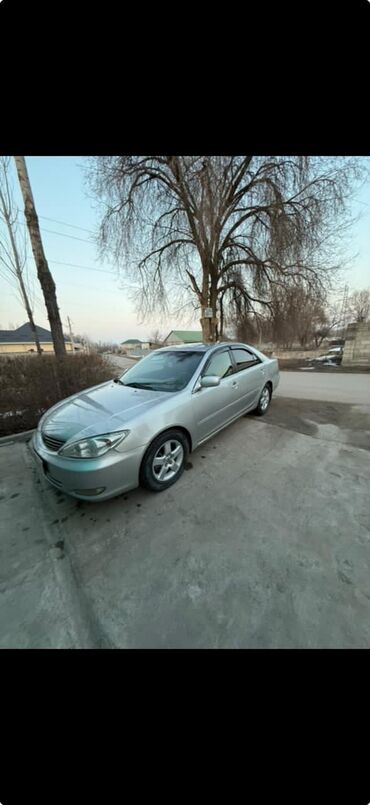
[41,432,66,452]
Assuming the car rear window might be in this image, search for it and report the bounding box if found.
[232,348,259,372]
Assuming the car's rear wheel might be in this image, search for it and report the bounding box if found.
[254,383,272,416]
[139,429,189,492]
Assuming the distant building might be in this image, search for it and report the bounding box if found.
[0,323,73,355]
[120,339,142,351]
[163,330,203,346]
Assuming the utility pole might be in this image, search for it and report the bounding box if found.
[339,283,349,336]
[14,156,66,359]
[67,316,75,353]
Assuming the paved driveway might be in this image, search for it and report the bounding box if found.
[1,395,370,648]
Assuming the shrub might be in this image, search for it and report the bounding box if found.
[0,353,116,437]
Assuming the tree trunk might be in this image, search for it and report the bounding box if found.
[0,187,42,355]
[17,271,43,355]
[14,156,66,359]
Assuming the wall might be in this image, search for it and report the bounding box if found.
[342,322,370,366]
[0,342,73,355]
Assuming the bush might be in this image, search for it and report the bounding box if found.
[0,353,116,437]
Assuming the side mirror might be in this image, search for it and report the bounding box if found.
[200,375,221,388]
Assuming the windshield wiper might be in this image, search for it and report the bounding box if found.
[113,377,124,385]
[123,382,155,390]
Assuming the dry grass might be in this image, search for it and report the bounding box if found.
[0,353,116,436]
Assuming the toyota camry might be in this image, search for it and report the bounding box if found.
[31,342,279,501]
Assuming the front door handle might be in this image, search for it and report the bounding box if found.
[232,381,239,389]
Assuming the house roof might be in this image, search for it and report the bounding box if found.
[165,330,203,343]
[121,338,142,344]
[0,323,70,343]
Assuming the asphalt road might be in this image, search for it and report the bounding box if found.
[275,371,370,405]
[105,354,138,372]
[107,354,370,406]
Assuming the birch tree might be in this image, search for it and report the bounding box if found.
[0,157,42,354]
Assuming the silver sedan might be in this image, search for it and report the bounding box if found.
[31,342,279,501]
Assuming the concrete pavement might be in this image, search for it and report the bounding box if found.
[1,396,370,648]
[0,440,103,647]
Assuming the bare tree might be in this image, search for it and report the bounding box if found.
[0,157,42,354]
[147,328,164,344]
[86,156,364,342]
[14,156,66,357]
[256,283,330,349]
[312,302,343,348]
[349,288,370,323]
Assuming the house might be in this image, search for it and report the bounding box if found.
[0,323,73,355]
[120,339,142,352]
[163,330,203,346]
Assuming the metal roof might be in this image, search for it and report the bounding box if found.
[0,323,70,343]
[164,330,203,342]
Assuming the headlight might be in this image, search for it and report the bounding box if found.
[59,430,130,459]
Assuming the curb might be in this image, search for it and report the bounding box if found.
[23,443,108,648]
[0,428,35,446]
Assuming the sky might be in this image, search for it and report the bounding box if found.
[1,156,370,342]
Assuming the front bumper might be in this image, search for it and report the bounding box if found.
[31,430,146,501]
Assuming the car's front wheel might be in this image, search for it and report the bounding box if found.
[140,429,189,492]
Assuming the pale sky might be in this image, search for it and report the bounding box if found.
[0,156,369,342]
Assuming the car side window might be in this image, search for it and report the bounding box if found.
[203,350,234,379]
[232,348,259,372]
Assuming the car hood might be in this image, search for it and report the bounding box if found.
[41,381,171,442]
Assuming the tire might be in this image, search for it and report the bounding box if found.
[139,429,189,492]
[254,383,272,416]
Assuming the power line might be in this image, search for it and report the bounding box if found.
[38,215,94,234]
[353,197,370,209]
[56,278,121,294]
[39,226,93,244]
[16,218,93,244]
[16,206,95,235]
[49,259,116,275]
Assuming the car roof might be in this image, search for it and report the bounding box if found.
[156,341,259,354]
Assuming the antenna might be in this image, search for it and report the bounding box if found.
[339,284,349,332]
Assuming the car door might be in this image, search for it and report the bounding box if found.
[191,348,240,443]
[229,347,266,415]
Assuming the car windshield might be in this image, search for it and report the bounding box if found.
[120,350,203,393]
